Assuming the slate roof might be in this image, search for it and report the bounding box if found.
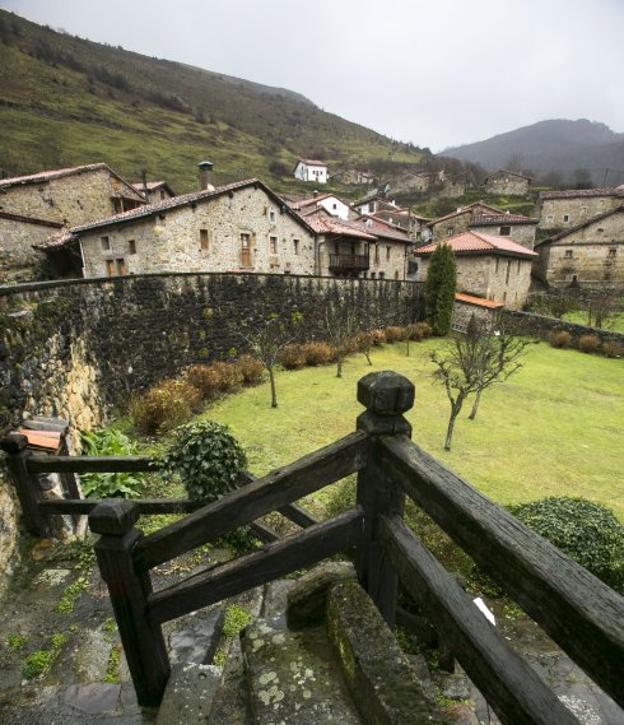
[131,180,176,196]
[296,159,326,167]
[471,213,538,226]
[415,231,537,259]
[539,188,624,200]
[38,178,316,250]
[429,202,503,226]
[535,205,624,247]
[487,169,533,181]
[352,215,411,242]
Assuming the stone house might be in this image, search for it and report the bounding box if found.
[287,192,351,221]
[414,231,537,309]
[293,159,328,184]
[485,170,532,196]
[330,169,375,185]
[352,215,413,280]
[432,176,467,199]
[0,162,146,279]
[537,188,624,232]
[453,292,503,330]
[393,171,434,194]
[428,202,503,241]
[534,206,624,289]
[38,179,319,278]
[469,213,538,249]
[131,180,176,205]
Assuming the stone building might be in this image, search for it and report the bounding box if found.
[414,231,537,309]
[469,213,538,248]
[0,163,146,279]
[534,206,624,289]
[453,292,503,330]
[293,159,328,184]
[330,169,374,185]
[352,215,413,280]
[428,202,503,241]
[38,179,318,278]
[131,180,176,205]
[538,188,624,232]
[484,170,532,196]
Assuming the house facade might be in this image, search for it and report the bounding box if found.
[39,179,318,278]
[331,169,374,185]
[469,213,538,248]
[287,193,351,221]
[293,159,328,184]
[131,180,176,205]
[538,188,624,232]
[485,170,532,196]
[428,202,502,241]
[534,207,624,289]
[414,231,537,309]
[353,215,412,280]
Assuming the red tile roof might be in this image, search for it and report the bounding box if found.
[353,215,410,242]
[415,231,537,258]
[299,209,377,240]
[455,292,504,309]
[38,178,317,249]
[539,188,624,200]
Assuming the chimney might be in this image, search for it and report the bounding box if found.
[198,160,214,191]
[141,169,149,200]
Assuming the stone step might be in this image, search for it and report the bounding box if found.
[206,638,253,725]
[242,616,363,724]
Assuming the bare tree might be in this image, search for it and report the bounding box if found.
[236,312,301,408]
[586,284,619,329]
[324,296,358,378]
[431,318,530,450]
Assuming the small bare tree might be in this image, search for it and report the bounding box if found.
[237,312,301,408]
[586,284,619,329]
[324,296,358,378]
[431,318,530,450]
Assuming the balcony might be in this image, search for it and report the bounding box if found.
[329,253,369,274]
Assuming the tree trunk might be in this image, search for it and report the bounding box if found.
[444,399,463,451]
[405,339,410,357]
[468,387,482,420]
[336,355,343,378]
[268,367,278,408]
[364,350,372,366]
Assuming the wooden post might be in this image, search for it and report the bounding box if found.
[355,370,414,627]
[0,433,52,537]
[89,500,170,707]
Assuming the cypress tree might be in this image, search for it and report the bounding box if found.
[424,243,456,335]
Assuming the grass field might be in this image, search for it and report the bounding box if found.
[195,340,624,519]
[562,310,624,334]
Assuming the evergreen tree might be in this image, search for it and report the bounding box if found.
[424,243,456,335]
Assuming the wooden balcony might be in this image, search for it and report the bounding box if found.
[329,253,369,273]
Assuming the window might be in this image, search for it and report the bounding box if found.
[503,291,507,303]
[386,245,391,261]
[371,272,376,279]
[160,190,166,200]
[608,247,617,257]
[394,270,399,280]
[269,209,276,223]
[374,244,379,263]
[332,203,337,210]
[293,239,299,255]
[495,257,500,273]
[101,236,111,251]
[564,249,573,258]
[563,214,570,224]
[505,259,511,285]
[447,226,454,236]
[368,202,375,213]
[379,271,385,279]
[499,225,511,236]
[116,258,126,276]
[128,239,136,255]
[200,229,209,250]
[270,236,278,255]
[517,259,521,272]
[240,233,251,267]
[546,215,554,224]
[105,259,115,277]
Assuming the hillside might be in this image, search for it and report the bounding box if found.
[445,119,624,186]
[0,10,426,194]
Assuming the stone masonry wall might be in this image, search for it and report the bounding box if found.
[539,196,622,231]
[0,216,55,281]
[485,175,530,196]
[470,223,536,248]
[502,309,624,346]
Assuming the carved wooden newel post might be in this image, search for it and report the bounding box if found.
[89,500,170,707]
[355,370,414,627]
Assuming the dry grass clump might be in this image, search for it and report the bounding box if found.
[550,330,572,349]
[578,334,600,354]
[130,378,202,434]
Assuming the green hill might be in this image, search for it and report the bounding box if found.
[0,9,426,194]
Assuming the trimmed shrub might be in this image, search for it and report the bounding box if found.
[405,324,422,341]
[278,343,307,369]
[371,329,386,346]
[236,354,264,385]
[603,341,624,358]
[414,321,432,338]
[302,341,336,365]
[184,364,223,399]
[510,497,624,593]
[578,334,600,354]
[550,330,572,348]
[159,420,247,503]
[130,378,202,434]
[354,331,374,352]
[385,325,407,343]
[211,361,244,392]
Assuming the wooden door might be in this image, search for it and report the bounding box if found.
[241,233,251,267]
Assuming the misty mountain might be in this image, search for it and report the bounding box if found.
[445,119,624,185]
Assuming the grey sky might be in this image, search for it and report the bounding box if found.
[2,0,623,151]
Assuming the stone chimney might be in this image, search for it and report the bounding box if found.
[198,160,215,191]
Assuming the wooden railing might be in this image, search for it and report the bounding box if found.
[328,253,370,272]
[1,371,623,724]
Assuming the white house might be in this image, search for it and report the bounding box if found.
[293,159,328,184]
[287,192,351,221]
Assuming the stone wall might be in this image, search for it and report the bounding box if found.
[538,195,622,231]
[0,215,58,282]
[470,223,536,248]
[0,272,422,592]
[501,309,624,346]
[485,174,530,196]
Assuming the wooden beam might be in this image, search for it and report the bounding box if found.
[27,455,154,474]
[147,507,364,624]
[379,436,624,708]
[133,431,367,572]
[379,516,580,725]
[278,502,318,528]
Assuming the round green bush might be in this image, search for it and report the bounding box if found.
[159,420,247,503]
[510,497,624,593]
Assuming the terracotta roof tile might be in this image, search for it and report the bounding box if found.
[455,292,504,309]
[415,231,537,258]
[298,209,377,240]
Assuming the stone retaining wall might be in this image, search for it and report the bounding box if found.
[501,309,624,346]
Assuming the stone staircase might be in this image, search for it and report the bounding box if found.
[156,563,443,725]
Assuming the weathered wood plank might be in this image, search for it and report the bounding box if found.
[27,455,154,474]
[134,431,367,572]
[379,515,580,725]
[380,435,624,708]
[147,507,364,624]
[278,502,318,528]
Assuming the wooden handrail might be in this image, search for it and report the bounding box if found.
[379,435,624,708]
[27,455,154,473]
[147,507,364,624]
[379,515,580,725]
[133,431,368,571]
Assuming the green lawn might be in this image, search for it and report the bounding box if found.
[562,310,624,334]
[199,341,624,519]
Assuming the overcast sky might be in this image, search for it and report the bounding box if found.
[2,0,623,151]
